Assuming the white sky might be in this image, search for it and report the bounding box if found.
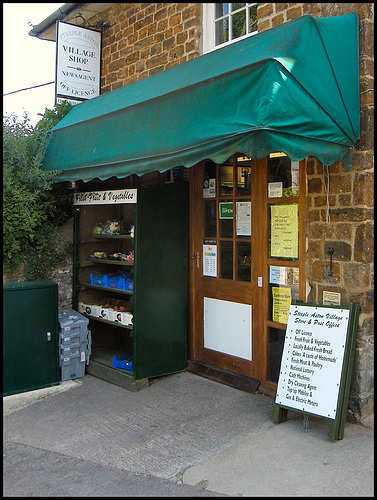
[3,3,63,126]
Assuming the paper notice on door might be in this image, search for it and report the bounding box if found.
[270,266,286,285]
[272,286,292,324]
[203,244,217,277]
[236,201,251,236]
[268,182,283,198]
[270,204,299,259]
[203,178,216,198]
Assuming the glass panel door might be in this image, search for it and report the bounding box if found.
[190,153,306,392]
[266,153,305,386]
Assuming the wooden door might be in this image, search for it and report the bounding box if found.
[188,154,306,393]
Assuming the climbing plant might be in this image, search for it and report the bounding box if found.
[3,102,73,279]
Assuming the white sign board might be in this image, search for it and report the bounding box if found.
[56,22,101,102]
[56,96,83,107]
[73,189,137,205]
[276,305,350,419]
[204,298,252,361]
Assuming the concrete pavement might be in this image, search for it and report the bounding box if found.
[3,372,374,497]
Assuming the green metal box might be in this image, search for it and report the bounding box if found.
[3,281,60,396]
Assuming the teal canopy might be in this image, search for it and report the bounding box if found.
[42,13,359,182]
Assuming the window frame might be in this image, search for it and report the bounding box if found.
[202,3,258,54]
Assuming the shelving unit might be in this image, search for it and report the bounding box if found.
[73,183,189,391]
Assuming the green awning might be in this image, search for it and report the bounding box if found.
[42,13,359,182]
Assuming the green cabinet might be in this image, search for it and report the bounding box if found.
[73,183,189,390]
[3,281,60,396]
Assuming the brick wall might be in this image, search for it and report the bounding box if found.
[257,3,374,424]
[90,3,202,93]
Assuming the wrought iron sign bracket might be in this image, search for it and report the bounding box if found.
[58,9,115,32]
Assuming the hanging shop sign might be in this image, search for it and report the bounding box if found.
[73,189,137,205]
[274,302,360,440]
[56,21,101,103]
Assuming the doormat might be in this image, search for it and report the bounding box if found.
[187,361,260,394]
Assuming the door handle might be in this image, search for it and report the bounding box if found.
[192,251,200,268]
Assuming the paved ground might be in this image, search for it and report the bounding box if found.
[3,372,374,497]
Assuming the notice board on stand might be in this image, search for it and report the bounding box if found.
[273,301,359,440]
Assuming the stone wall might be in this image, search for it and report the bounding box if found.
[3,217,74,311]
[257,3,374,425]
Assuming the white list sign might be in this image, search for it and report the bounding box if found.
[276,305,350,419]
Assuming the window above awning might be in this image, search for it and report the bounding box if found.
[42,13,360,182]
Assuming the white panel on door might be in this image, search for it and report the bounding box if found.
[204,297,252,361]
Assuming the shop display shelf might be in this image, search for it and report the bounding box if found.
[83,314,133,331]
[78,283,134,295]
[80,235,133,243]
[85,258,134,266]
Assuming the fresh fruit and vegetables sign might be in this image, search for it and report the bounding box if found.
[73,189,137,205]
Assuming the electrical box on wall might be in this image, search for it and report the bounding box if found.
[3,281,60,396]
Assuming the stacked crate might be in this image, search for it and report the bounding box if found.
[58,309,91,381]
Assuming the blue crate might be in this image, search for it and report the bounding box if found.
[125,279,133,291]
[90,273,109,287]
[108,275,134,291]
[113,354,133,371]
[108,275,125,290]
[90,272,126,287]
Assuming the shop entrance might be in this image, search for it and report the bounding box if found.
[188,154,306,394]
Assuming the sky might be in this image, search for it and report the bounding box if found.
[3,3,63,126]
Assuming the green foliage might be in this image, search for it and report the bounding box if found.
[3,102,73,279]
[35,100,73,134]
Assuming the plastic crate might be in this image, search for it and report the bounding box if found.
[86,330,92,363]
[108,275,134,291]
[59,330,88,345]
[90,273,109,287]
[60,343,80,357]
[60,352,86,381]
[108,275,125,290]
[113,354,133,371]
[125,279,133,291]
[59,309,89,335]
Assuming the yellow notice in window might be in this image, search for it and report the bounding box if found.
[270,204,299,258]
[272,287,292,324]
